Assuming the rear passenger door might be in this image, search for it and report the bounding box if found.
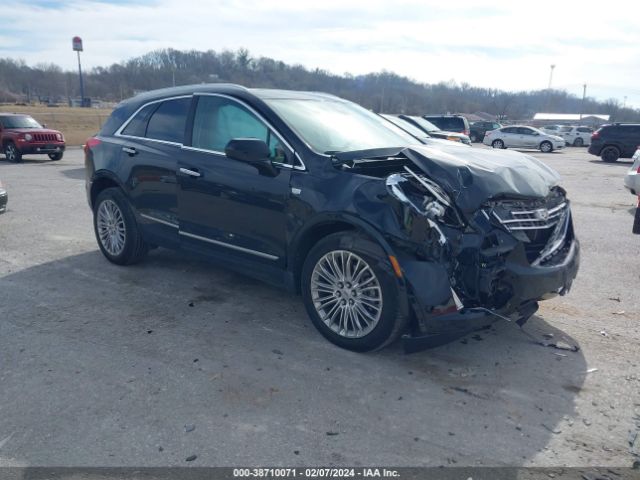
[115,96,192,248]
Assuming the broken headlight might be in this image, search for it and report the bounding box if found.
[386,167,463,229]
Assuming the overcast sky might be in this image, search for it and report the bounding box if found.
[2,0,640,107]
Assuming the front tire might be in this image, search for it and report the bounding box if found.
[573,137,584,147]
[491,139,505,149]
[470,133,478,143]
[48,152,63,161]
[93,188,148,265]
[4,142,22,163]
[540,141,553,153]
[600,146,620,163]
[301,233,406,352]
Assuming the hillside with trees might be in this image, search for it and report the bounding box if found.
[1,48,637,122]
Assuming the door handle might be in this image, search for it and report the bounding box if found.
[179,167,201,178]
[122,146,138,156]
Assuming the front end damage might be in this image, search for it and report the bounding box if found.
[338,145,580,352]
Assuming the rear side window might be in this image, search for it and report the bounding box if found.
[121,103,158,137]
[577,127,592,133]
[502,127,517,134]
[145,97,191,144]
[425,117,464,131]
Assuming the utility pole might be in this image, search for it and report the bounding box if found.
[580,84,586,120]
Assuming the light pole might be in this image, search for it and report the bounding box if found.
[72,36,85,107]
[580,84,587,120]
[548,64,556,90]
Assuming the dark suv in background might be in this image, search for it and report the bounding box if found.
[469,121,502,143]
[588,123,640,162]
[422,114,470,137]
[85,84,579,353]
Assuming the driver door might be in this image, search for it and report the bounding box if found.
[177,94,293,266]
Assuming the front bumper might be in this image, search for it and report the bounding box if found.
[17,143,65,155]
[0,189,7,214]
[398,208,580,351]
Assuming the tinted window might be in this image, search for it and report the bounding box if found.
[502,127,517,134]
[517,127,535,135]
[577,127,592,133]
[492,123,501,129]
[425,116,464,131]
[121,103,158,137]
[145,97,191,143]
[192,95,290,164]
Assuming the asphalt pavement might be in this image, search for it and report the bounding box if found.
[0,145,638,468]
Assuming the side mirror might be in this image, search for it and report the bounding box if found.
[533,132,540,136]
[225,138,277,177]
[42,123,47,128]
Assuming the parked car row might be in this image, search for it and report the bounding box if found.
[83,84,579,352]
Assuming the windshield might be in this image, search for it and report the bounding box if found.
[407,116,440,132]
[381,115,429,139]
[0,115,42,129]
[263,98,420,154]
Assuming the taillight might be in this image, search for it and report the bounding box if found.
[464,129,469,136]
[84,137,101,157]
[591,131,599,139]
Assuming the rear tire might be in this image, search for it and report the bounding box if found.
[573,137,584,147]
[600,146,620,163]
[48,152,63,161]
[491,139,505,149]
[93,188,148,265]
[301,232,406,352]
[4,142,22,163]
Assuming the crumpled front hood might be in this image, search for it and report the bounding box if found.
[401,144,562,213]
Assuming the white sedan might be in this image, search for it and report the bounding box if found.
[483,126,565,153]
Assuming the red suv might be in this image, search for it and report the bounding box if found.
[0,113,66,162]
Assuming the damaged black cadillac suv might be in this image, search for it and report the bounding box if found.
[85,84,579,352]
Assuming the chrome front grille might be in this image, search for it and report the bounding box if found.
[484,191,572,265]
[490,201,568,231]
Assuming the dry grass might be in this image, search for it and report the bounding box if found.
[0,105,113,146]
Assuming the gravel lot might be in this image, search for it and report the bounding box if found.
[0,145,638,468]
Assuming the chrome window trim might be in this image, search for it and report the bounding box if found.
[114,94,193,144]
[193,92,307,171]
[140,213,179,229]
[179,231,278,260]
